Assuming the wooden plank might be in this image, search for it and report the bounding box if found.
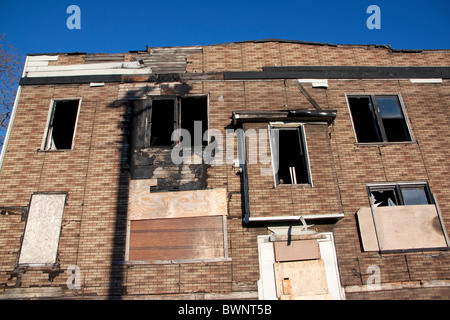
[28,55,59,61]
[26,61,141,72]
[127,187,228,220]
[274,240,320,262]
[274,260,329,299]
[129,216,225,261]
[18,194,67,265]
[26,67,151,77]
[357,205,448,252]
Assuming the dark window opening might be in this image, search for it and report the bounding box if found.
[348,96,382,143]
[376,96,411,142]
[370,189,398,207]
[150,100,175,146]
[369,183,433,207]
[272,128,309,185]
[132,96,208,149]
[45,100,80,150]
[348,95,411,143]
[180,97,208,147]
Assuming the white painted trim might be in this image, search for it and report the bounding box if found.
[296,79,329,88]
[257,232,345,300]
[0,86,22,171]
[26,68,151,78]
[318,232,346,300]
[410,78,442,84]
[26,61,141,72]
[249,213,344,223]
[89,82,105,87]
[257,235,277,300]
[40,98,82,151]
[27,55,59,61]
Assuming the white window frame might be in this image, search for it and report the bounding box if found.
[268,122,312,187]
[41,98,82,151]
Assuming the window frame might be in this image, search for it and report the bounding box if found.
[367,182,434,207]
[360,181,450,253]
[41,98,82,151]
[135,95,209,149]
[269,123,312,187]
[346,94,413,145]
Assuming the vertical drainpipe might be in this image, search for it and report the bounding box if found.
[237,128,250,223]
[0,55,27,172]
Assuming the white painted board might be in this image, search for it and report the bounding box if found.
[18,194,67,265]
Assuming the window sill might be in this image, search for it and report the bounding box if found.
[354,141,416,147]
[275,183,312,188]
[116,257,232,266]
[37,149,75,153]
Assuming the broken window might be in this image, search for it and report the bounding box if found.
[150,99,175,146]
[179,97,208,148]
[348,95,411,143]
[357,182,449,252]
[43,100,80,150]
[369,183,432,207]
[132,96,208,148]
[270,127,310,185]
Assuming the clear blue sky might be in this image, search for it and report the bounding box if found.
[1,0,449,56]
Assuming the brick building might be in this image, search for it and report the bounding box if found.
[0,39,449,300]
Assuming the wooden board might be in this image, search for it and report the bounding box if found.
[128,185,227,220]
[19,194,66,265]
[357,205,448,252]
[129,216,224,261]
[274,260,329,299]
[273,240,320,262]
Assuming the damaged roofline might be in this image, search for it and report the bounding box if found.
[211,38,450,52]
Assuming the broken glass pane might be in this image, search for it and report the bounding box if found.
[371,189,398,207]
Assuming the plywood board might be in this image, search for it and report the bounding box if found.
[18,194,66,265]
[128,183,227,220]
[357,205,447,252]
[273,240,320,262]
[129,216,224,261]
[356,207,379,251]
[274,260,329,299]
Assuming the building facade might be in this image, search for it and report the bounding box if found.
[0,39,449,299]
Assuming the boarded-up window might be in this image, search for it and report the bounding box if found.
[128,216,225,261]
[18,193,67,266]
[357,183,449,252]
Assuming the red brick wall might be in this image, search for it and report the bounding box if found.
[1,40,449,299]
